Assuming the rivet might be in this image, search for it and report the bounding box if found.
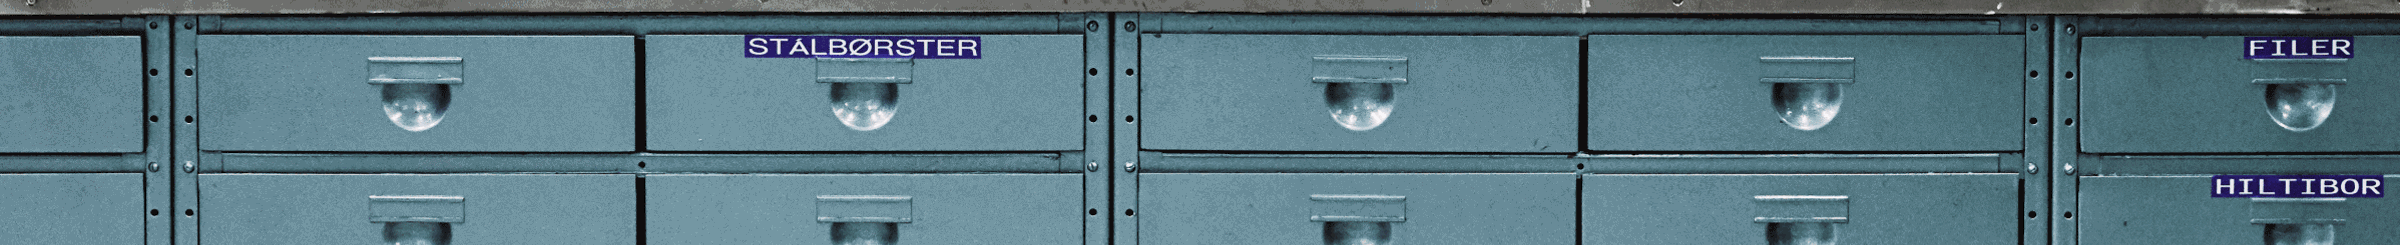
[181,161,194,173]
[2061,163,2075,175]
[2023,162,2038,174]
[148,162,161,172]
[1122,161,1137,172]
[1086,161,1101,172]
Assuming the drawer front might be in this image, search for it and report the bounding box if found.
[198,174,634,245]
[198,35,635,152]
[0,36,142,153]
[1587,35,2024,151]
[2084,36,2400,153]
[1585,174,2017,245]
[646,174,1080,245]
[0,174,142,244]
[646,35,1082,151]
[1139,173,1575,245]
[2082,175,2399,244]
[1140,35,1579,152]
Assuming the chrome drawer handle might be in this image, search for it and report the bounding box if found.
[1312,55,1407,131]
[1310,194,1404,245]
[370,195,464,245]
[817,58,913,131]
[818,195,911,245]
[367,57,465,132]
[2251,197,2347,245]
[1760,56,1855,131]
[2253,79,2345,132]
[1756,195,1847,245]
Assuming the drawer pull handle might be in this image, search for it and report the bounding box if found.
[370,195,463,245]
[1755,195,1845,245]
[1312,55,1407,131]
[1309,194,1403,245]
[2252,79,2344,132]
[817,58,913,131]
[1760,56,1854,131]
[2249,197,2347,245]
[818,195,910,245]
[368,57,464,132]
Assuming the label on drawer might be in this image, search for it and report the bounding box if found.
[2245,37,2352,59]
[745,35,982,59]
[2213,175,2384,198]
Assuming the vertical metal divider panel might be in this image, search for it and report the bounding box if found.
[1082,12,1114,245]
[2050,15,2083,245]
[142,15,173,245]
[2023,15,2054,245]
[1110,12,1143,245]
[170,15,200,245]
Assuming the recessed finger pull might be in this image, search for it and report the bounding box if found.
[1756,195,1847,245]
[1760,56,1855,131]
[2252,197,2347,245]
[367,57,465,132]
[818,58,914,131]
[370,195,464,245]
[819,195,913,245]
[1312,55,1407,131]
[1310,194,1404,245]
[2254,78,2345,132]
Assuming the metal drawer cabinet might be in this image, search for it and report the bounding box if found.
[1585,174,2017,245]
[0,36,142,153]
[198,174,634,245]
[197,35,635,152]
[1140,35,1580,152]
[2082,175,2398,244]
[1587,35,2024,152]
[1139,173,1575,245]
[646,35,1082,151]
[2083,36,2400,153]
[0,174,142,244]
[646,174,1081,245]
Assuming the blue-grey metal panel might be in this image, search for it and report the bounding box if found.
[1143,14,2011,35]
[1587,35,2023,152]
[0,36,142,153]
[1140,34,1579,152]
[639,153,1070,173]
[1579,153,2007,174]
[1145,152,1577,173]
[646,35,1082,151]
[2081,175,2400,244]
[646,174,1080,245]
[198,174,634,245]
[214,153,635,173]
[0,154,142,173]
[0,173,142,244]
[2083,36,2400,153]
[197,35,635,152]
[1138,173,1575,244]
[1585,174,2017,245]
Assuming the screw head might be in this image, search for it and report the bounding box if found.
[1086,161,1100,172]
[1122,161,1137,172]
[1121,22,1136,32]
[2023,162,2038,174]
[2061,163,2075,175]
[1086,21,1099,32]
[148,162,161,172]
[181,161,195,173]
